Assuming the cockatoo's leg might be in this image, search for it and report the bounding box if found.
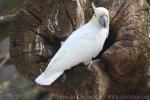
[83,59,92,65]
[87,59,100,70]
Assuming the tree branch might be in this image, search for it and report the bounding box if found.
[0,14,15,41]
[0,14,15,25]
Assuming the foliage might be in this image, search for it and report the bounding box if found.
[0,0,23,13]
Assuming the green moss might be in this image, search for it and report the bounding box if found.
[0,0,24,41]
[0,22,10,41]
[0,0,24,13]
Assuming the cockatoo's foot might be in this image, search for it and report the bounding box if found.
[83,60,91,65]
[87,59,100,70]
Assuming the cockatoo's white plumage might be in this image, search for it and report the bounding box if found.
[35,5,110,85]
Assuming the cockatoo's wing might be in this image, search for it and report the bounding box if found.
[35,28,108,85]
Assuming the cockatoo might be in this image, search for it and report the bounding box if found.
[35,3,110,85]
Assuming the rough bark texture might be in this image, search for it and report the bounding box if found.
[10,0,150,99]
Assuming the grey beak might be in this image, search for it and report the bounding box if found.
[99,15,108,28]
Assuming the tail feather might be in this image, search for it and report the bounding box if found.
[35,71,63,85]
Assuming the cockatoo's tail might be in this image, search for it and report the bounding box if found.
[35,4,110,85]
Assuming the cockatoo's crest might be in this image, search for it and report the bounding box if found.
[91,3,109,28]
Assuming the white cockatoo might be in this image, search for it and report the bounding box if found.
[35,3,110,85]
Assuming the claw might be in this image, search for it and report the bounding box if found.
[87,59,100,70]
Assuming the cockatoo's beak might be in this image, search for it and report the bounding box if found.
[92,2,96,11]
[99,15,108,28]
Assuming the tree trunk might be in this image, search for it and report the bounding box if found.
[10,0,150,99]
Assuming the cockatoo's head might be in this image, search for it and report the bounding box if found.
[91,3,109,28]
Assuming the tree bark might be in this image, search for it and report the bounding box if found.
[10,0,150,99]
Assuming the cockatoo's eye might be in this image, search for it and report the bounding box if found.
[99,15,108,28]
